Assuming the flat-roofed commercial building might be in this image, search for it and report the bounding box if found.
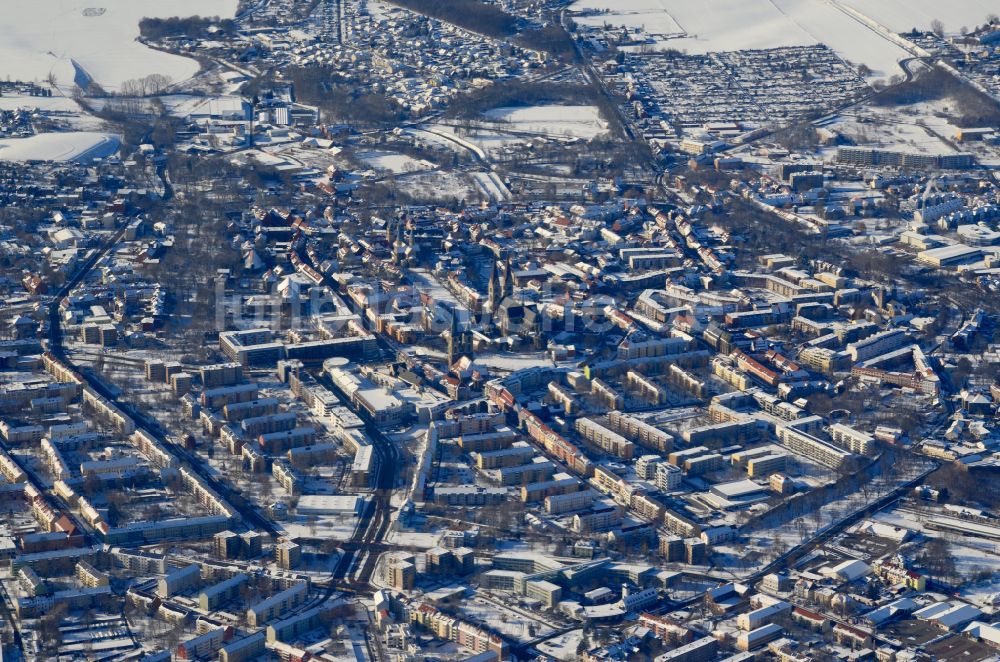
[916,244,983,269]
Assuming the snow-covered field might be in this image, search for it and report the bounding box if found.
[0,93,106,130]
[0,1,238,92]
[830,114,951,154]
[482,105,609,140]
[771,0,910,79]
[841,0,997,34]
[383,530,441,549]
[89,94,248,120]
[0,131,119,162]
[396,170,487,203]
[356,150,433,174]
[572,0,814,53]
[422,105,608,161]
[570,0,682,35]
[0,94,82,113]
[162,94,246,119]
[570,0,943,79]
[822,96,1000,165]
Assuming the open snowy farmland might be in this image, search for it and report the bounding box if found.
[571,0,919,80]
[569,0,683,36]
[0,1,238,92]
[841,0,998,34]
[571,0,811,52]
[770,0,911,79]
[0,131,119,162]
[0,95,82,113]
[0,93,106,131]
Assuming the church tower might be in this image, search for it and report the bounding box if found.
[501,253,514,300]
[487,259,501,315]
[392,220,404,264]
[447,308,473,366]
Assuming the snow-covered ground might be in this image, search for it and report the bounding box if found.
[408,269,463,308]
[461,594,555,641]
[0,1,238,92]
[841,0,997,34]
[567,0,683,37]
[471,171,511,202]
[821,97,1000,165]
[356,150,434,174]
[474,353,556,372]
[874,506,1000,608]
[0,93,106,130]
[771,0,910,79]
[421,105,608,163]
[571,0,916,79]
[160,94,247,119]
[536,629,585,661]
[482,105,609,140]
[825,101,960,155]
[571,0,813,53]
[0,94,82,113]
[0,131,119,162]
[383,530,441,549]
[715,456,936,578]
[88,94,248,120]
[396,170,489,203]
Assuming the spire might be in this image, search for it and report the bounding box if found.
[447,306,462,366]
[488,259,501,314]
[501,252,514,299]
[391,219,406,264]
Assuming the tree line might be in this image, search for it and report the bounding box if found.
[872,66,1000,127]
[139,15,236,40]
[445,80,599,119]
[388,0,518,39]
[516,24,579,61]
